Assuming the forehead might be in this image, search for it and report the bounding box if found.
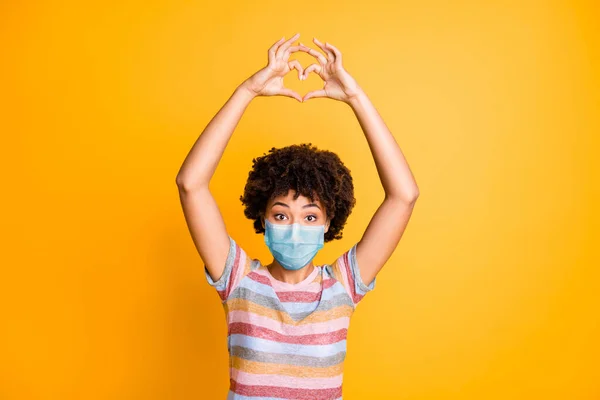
[268,190,322,208]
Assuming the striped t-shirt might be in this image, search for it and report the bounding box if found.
[204,236,377,400]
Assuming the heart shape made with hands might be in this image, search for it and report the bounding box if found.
[257,35,352,102]
[282,61,324,102]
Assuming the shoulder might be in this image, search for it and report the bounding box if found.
[204,235,263,302]
[324,243,376,308]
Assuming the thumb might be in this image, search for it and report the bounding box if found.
[276,88,303,102]
[303,89,327,102]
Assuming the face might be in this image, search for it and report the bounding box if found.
[261,190,330,233]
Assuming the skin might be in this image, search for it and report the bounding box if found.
[176,33,419,287]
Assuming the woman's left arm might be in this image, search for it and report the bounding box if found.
[299,38,420,286]
[347,88,419,286]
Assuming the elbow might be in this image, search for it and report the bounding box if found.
[385,190,419,205]
[406,190,419,206]
[175,175,193,192]
[176,175,208,192]
[409,190,420,203]
[406,184,420,204]
[404,194,419,207]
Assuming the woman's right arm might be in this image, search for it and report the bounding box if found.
[175,34,304,283]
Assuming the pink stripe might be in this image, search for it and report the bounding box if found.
[354,291,365,304]
[246,271,324,296]
[231,380,343,398]
[248,271,272,286]
[277,290,320,302]
[252,269,336,294]
[252,269,324,293]
[229,322,347,345]
[278,283,322,293]
[323,277,337,289]
[228,310,350,335]
[275,277,337,300]
[231,368,343,389]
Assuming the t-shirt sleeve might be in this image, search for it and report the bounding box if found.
[204,235,255,303]
[329,242,376,308]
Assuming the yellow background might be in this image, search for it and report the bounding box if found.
[1,0,599,399]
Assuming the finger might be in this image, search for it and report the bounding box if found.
[288,60,304,80]
[303,89,327,101]
[277,87,303,102]
[301,63,321,81]
[268,36,286,63]
[283,45,304,60]
[276,33,300,59]
[298,41,327,65]
[324,42,343,68]
[312,37,335,63]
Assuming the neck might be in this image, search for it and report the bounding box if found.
[267,260,315,284]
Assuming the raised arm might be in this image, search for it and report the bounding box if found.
[298,38,420,286]
[176,34,305,282]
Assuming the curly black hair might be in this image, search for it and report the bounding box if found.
[239,143,356,242]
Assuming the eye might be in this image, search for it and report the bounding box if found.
[274,213,287,221]
[306,215,317,222]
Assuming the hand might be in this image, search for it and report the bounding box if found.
[298,38,363,103]
[243,34,305,102]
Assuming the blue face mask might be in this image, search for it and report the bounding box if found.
[264,219,325,271]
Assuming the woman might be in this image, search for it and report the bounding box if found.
[176,33,419,400]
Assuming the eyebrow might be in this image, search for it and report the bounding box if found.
[271,201,321,210]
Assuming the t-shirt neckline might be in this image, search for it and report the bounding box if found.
[265,264,320,291]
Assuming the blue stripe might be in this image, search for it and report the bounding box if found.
[278,300,320,313]
[320,283,348,300]
[237,276,278,299]
[228,334,346,357]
